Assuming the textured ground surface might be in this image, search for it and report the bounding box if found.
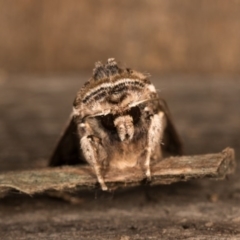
[0,75,239,239]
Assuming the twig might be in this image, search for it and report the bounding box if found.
[0,148,235,197]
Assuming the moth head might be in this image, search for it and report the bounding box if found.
[98,106,141,142]
[113,115,134,141]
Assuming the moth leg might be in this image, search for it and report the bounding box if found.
[144,111,166,179]
[78,124,108,191]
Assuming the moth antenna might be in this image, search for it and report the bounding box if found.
[93,61,108,80]
[105,58,120,76]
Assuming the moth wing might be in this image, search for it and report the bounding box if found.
[158,98,183,157]
[49,114,85,166]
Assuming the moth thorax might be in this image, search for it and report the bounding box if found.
[107,92,127,104]
[114,115,134,142]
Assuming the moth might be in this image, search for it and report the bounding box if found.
[50,58,183,190]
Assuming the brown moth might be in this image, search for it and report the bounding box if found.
[50,58,183,190]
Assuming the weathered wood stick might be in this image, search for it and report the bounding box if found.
[0,148,235,197]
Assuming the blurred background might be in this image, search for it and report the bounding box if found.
[0,0,240,171]
[1,0,240,75]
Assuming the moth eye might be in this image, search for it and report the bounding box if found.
[99,114,116,130]
[128,106,141,124]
